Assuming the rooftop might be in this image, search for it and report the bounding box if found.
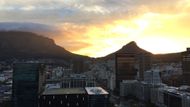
[85,87,109,95]
[42,88,86,95]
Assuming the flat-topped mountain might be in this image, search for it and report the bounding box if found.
[0,31,89,60]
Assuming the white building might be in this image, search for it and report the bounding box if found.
[144,70,162,85]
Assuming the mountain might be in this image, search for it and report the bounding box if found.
[99,41,182,63]
[100,41,151,60]
[152,53,182,63]
[0,31,89,61]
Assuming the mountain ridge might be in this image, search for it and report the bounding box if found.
[0,31,89,61]
[98,41,182,63]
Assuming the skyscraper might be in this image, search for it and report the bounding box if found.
[12,63,45,107]
[181,48,190,85]
[115,53,137,91]
[137,53,152,80]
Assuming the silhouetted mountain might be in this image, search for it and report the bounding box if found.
[152,53,182,63]
[0,31,89,61]
[100,41,151,60]
[99,41,182,63]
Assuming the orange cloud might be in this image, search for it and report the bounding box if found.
[49,0,190,57]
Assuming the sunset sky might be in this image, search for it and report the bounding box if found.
[0,0,190,57]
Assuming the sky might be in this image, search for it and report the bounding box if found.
[0,0,190,57]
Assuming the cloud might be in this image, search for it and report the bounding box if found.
[0,0,180,25]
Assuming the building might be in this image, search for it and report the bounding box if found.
[85,87,109,107]
[144,70,162,85]
[120,80,138,97]
[120,80,152,102]
[62,74,96,88]
[182,94,190,107]
[137,53,151,80]
[39,88,88,107]
[39,87,109,107]
[163,90,182,107]
[115,53,137,91]
[181,48,190,85]
[12,63,45,107]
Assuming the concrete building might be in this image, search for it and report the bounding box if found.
[62,74,96,88]
[137,53,151,81]
[144,70,162,85]
[120,80,138,97]
[85,87,109,107]
[12,63,45,107]
[182,94,190,107]
[39,87,109,107]
[181,48,190,85]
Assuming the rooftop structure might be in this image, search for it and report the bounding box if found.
[42,88,86,95]
[85,87,109,95]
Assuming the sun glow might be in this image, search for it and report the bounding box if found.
[53,1,190,57]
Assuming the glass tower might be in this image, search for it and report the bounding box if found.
[12,63,45,107]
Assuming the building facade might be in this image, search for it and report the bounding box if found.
[85,87,109,107]
[115,53,137,91]
[39,88,88,107]
[12,63,45,107]
[181,48,190,85]
[39,87,109,107]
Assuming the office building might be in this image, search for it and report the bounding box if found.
[12,63,45,107]
[85,87,109,107]
[181,48,190,85]
[137,53,151,80]
[120,80,138,97]
[39,87,109,107]
[144,70,162,85]
[163,91,182,107]
[115,53,137,91]
[62,74,96,88]
[39,88,88,107]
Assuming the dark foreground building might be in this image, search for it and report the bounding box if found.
[181,48,190,85]
[39,88,88,107]
[163,91,182,107]
[12,63,45,107]
[39,87,109,107]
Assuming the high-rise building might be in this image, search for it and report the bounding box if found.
[137,53,151,80]
[181,48,190,85]
[115,53,137,91]
[12,63,45,107]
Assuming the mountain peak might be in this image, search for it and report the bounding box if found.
[117,41,149,54]
[127,41,137,45]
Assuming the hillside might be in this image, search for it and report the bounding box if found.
[0,31,89,60]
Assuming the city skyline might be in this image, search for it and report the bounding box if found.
[0,0,190,57]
